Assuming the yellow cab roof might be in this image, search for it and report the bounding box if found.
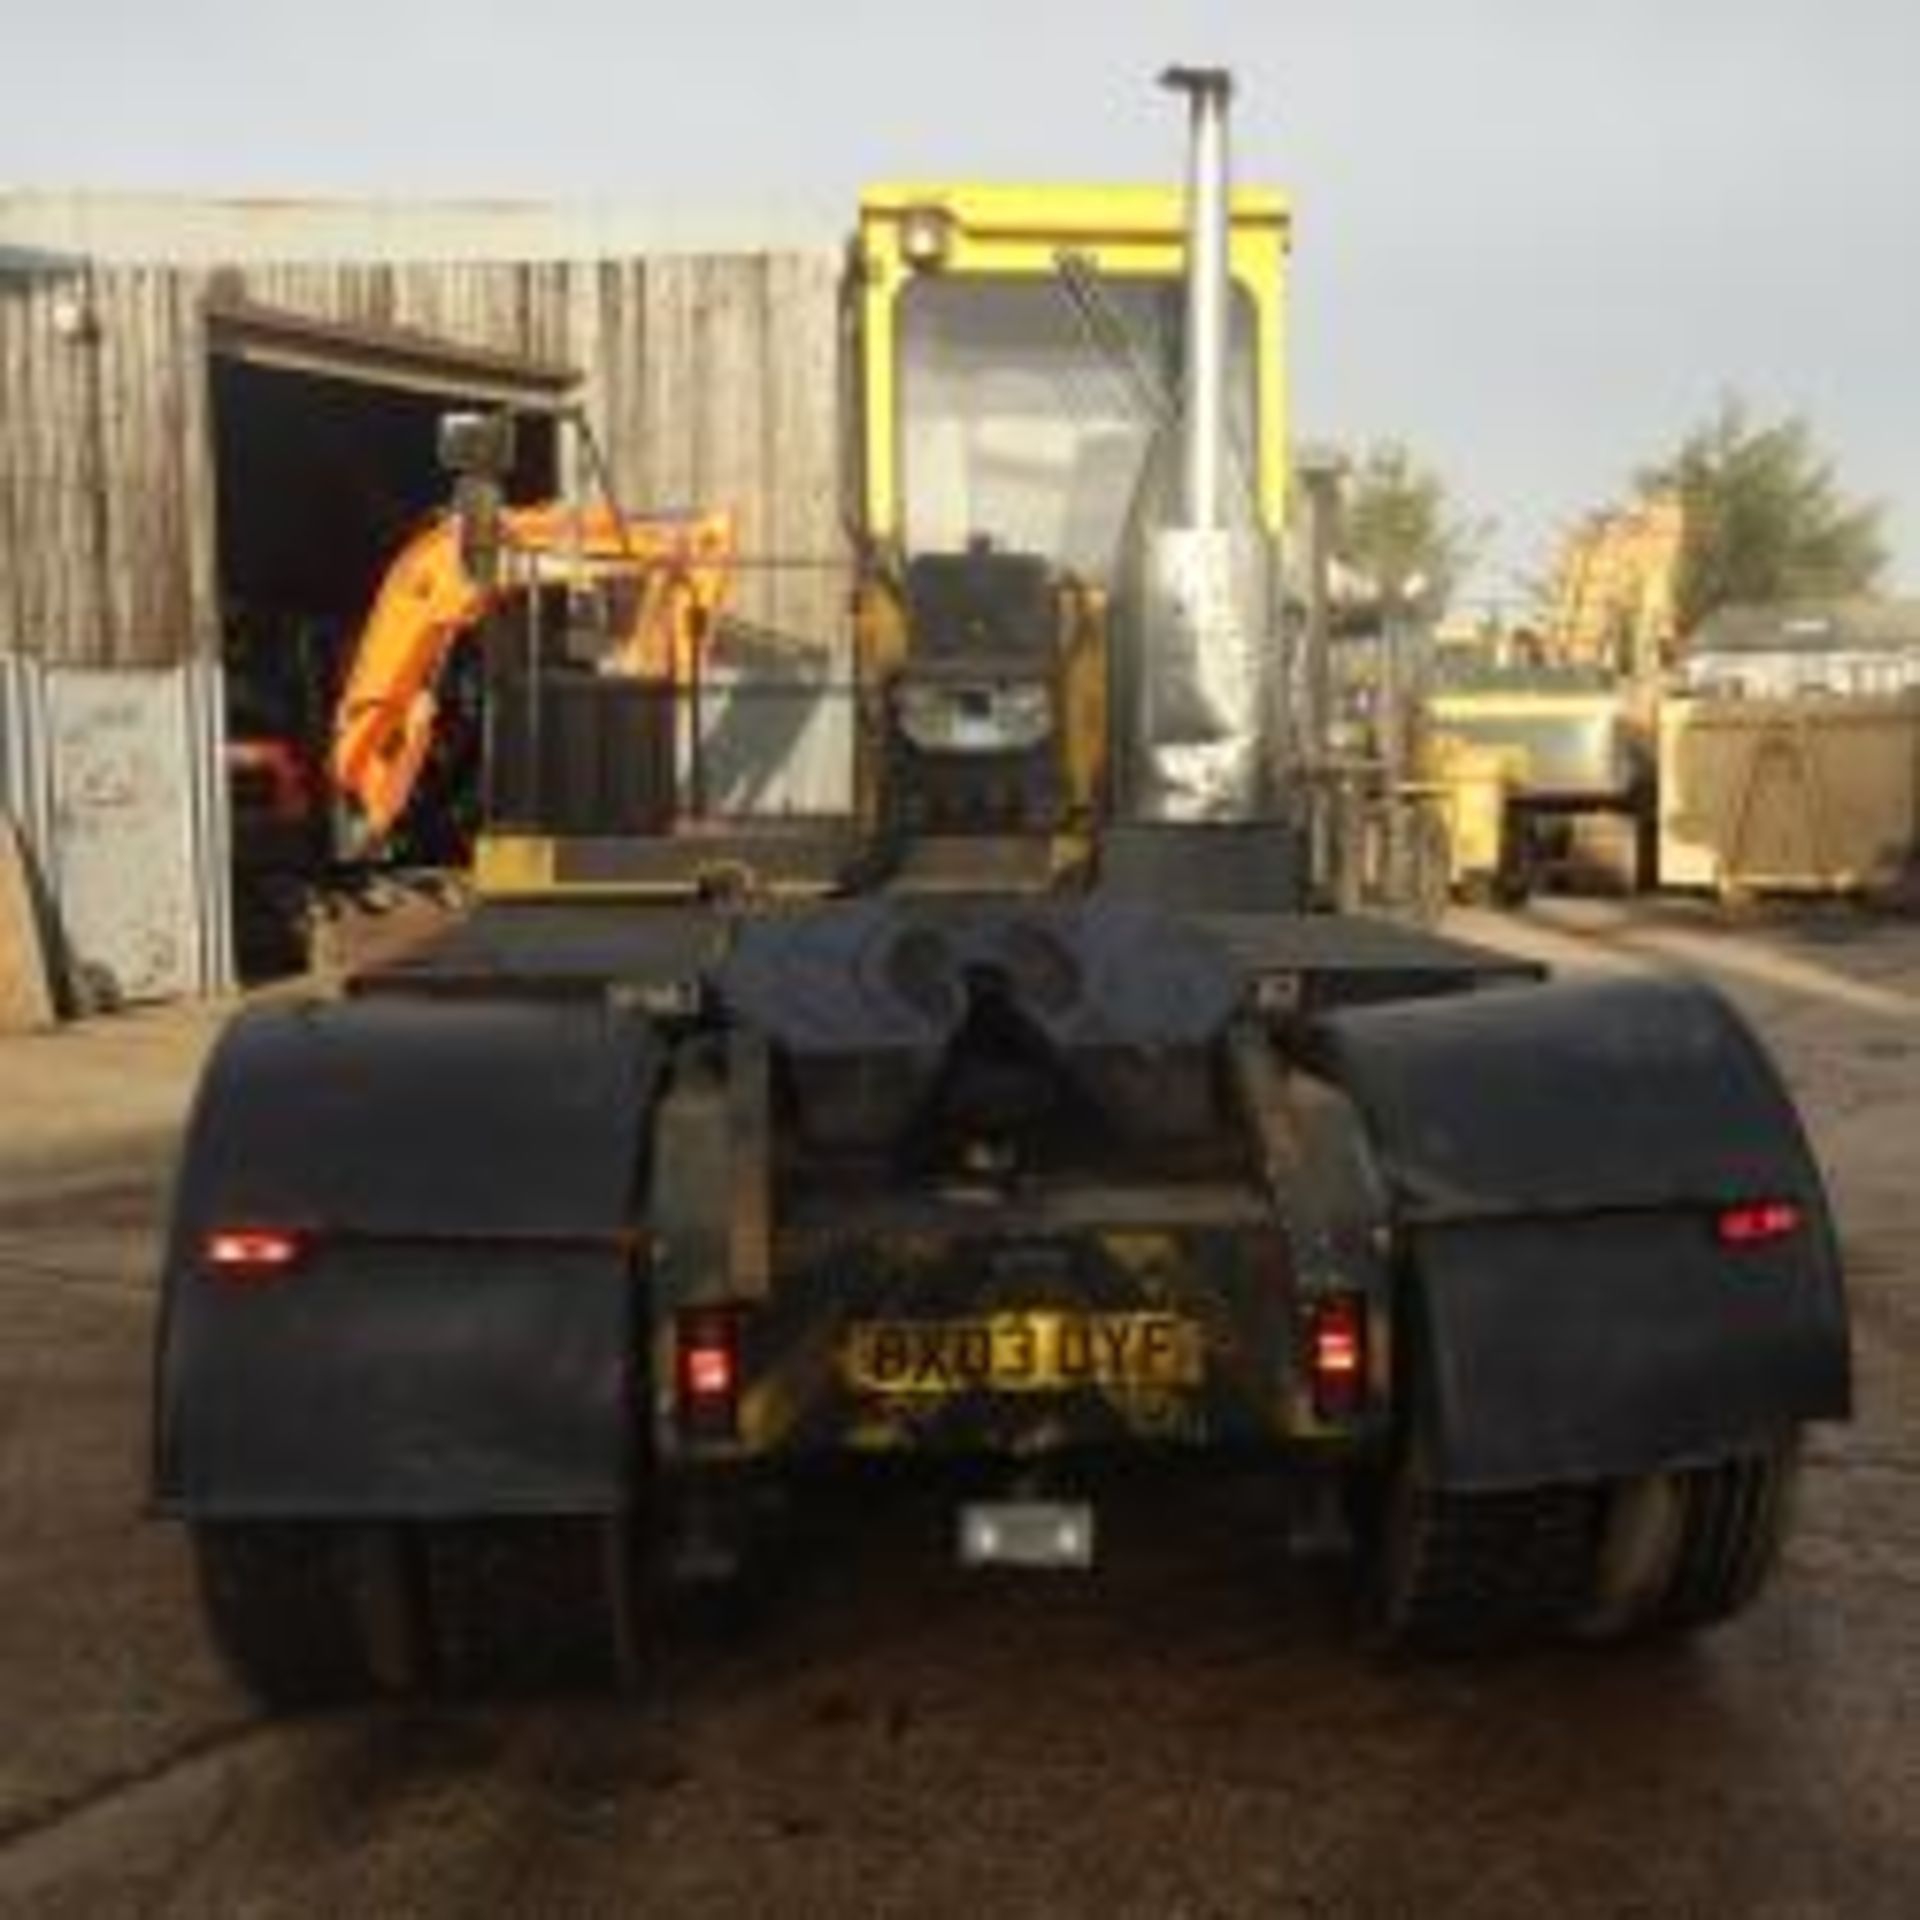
[859,182,1291,247]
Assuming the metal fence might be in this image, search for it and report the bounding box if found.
[484,668,858,836]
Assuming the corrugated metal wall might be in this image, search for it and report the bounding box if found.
[0,249,849,667]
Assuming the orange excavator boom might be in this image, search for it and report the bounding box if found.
[330,504,734,842]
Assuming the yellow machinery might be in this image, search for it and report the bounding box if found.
[1421,501,1683,900]
[1425,670,1654,900]
[1547,493,1686,681]
[846,181,1290,884]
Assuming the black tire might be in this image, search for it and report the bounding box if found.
[1361,1450,1602,1654]
[194,1522,414,1711]
[420,1517,638,1698]
[1586,1446,1798,1640]
[1490,869,1533,910]
[1491,811,1538,908]
[1631,793,1660,895]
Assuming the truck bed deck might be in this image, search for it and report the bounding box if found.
[353,900,1541,1009]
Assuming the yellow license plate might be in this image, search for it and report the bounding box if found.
[843,1312,1202,1396]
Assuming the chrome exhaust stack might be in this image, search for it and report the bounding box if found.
[1128,64,1276,822]
[1165,65,1233,532]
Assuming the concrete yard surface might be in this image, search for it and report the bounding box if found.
[0,902,1916,1917]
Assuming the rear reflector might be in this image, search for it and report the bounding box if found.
[1308,1294,1367,1421]
[201,1227,306,1278]
[676,1309,742,1440]
[1716,1200,1803,1248]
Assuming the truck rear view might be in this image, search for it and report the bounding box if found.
[154,70,1849,1706]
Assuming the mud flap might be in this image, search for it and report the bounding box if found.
[1311,975,1851,1490]
[154,996,662,1518]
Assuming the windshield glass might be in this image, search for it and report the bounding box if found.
[897,274,1257,582]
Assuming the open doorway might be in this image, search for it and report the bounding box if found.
[207,306,565,976]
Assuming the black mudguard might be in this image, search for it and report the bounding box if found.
[154,996,662,1519]
[1311,975,1851,1489]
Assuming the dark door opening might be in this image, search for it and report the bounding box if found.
[210,352,558,977]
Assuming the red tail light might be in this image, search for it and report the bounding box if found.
[201,1227,307,1280]
[1308,1294,1367,1421]
[676,1309,742,1439]
[1716,1200,1803,1248]
[685,1341,735,1401]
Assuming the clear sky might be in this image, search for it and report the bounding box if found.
[3,0,1914,601]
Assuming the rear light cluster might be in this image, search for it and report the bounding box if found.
[1716,1200,1803,1248]
[1307,1293,1368,1422]
[200,1227,306,1280]
[676,1308,743,1440]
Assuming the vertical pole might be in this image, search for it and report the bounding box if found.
[1160,66,1234,532]
[1297,448,1346,900]
[1296,450,1346,761]
[525,555,544,828]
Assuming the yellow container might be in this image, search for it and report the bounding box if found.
[1657,693,1920,893]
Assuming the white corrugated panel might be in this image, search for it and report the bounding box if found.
[0,653,54,860]
[0,654,234,1003]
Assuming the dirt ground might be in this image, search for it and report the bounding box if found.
[0,898,1915,1918]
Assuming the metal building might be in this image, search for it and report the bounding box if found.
[0,192,848,1001]
[1681,599,1920,699]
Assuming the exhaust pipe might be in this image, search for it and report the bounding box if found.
[1161,65,1234,531]
[1124,61,1280,823]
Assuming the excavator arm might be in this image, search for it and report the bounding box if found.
[330,505,734,843]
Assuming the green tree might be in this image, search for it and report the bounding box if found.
[1640,398,1886,633]
[1338,443,1485,615]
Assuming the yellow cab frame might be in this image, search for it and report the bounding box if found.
[854,181,1292,546]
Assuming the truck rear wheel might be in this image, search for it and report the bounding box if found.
[1361,1450,1602,1654]
[193,1522,415,1710]
[420,1518,639,1697]
[1585,1445,1798,1639]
